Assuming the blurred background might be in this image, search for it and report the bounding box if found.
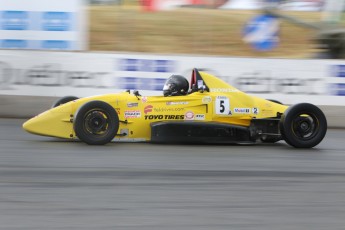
[87,0,344,58]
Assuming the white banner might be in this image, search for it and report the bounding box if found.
[221,0,324,11]
[220,0,262,10]
[0,0,88,50]
[141,0,324,11]
[0,50,345,106]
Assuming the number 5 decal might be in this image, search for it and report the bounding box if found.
[215,96,230,115]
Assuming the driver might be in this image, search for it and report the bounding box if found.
[163,75,189,97]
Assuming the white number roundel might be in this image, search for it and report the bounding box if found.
[215,96,230,115]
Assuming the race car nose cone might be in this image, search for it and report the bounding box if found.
[22,108,73,139]
[23,116,40,135]
[23,112,52,136]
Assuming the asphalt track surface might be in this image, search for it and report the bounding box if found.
[1,119,345,230]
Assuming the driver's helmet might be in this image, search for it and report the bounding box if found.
[163,75,189,97]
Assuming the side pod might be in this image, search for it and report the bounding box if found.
[150,121,254,144]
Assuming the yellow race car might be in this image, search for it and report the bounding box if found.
[23,68,327,148]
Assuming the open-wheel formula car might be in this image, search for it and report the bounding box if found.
[23,68,327,148]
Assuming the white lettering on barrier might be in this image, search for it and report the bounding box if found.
[0,62,110,89]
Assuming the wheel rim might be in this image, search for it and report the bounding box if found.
[291,113,319,141]
[83,110,110,136]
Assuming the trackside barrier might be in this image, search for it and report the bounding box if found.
[0,50,344,127]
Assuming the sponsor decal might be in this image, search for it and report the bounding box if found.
[195,114,205,120]
[42,12,71,31]
[331,65,345,78]
[144,105,153,114]
[0,2,85,51]
[145,115,184,120]
[166,101,188,105]
[141,96,148,103]
[234,108,250,114]
[154,107,184,112]
[185,111,194,120]
[118,58,175,72]
[124,110,141,118]
[252,107,259,115]
[117,77,166,91]
[2,39,27,49]
[265,102,273,108]
[2,11,29,30]
[261,109,274,116]
[330,65,345,96]
[0,62,110,88]
[216,96,227,99]
[210,88,239,93]
[127,102,138,108]
[42,12,73,31]
[331,83,345,96]
[233,74,324,94]
[202,96,212,104]
[41,40,70,50]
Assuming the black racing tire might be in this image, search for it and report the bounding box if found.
[260,135,281,143]
[52,96,79,108]
[280,125,293,147]
[73,100,119,145]
[279,103,327,148]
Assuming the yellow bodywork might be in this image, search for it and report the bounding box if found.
[23,71,288,141]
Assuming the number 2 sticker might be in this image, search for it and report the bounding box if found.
[215,96,230,115]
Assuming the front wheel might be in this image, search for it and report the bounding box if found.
[279,103,327,148]
[74,100,119,145]
[52,96,79,108]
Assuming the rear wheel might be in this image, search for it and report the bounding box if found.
[279,103,327,148]
[52,96,79,108]
[74,101,119,145]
